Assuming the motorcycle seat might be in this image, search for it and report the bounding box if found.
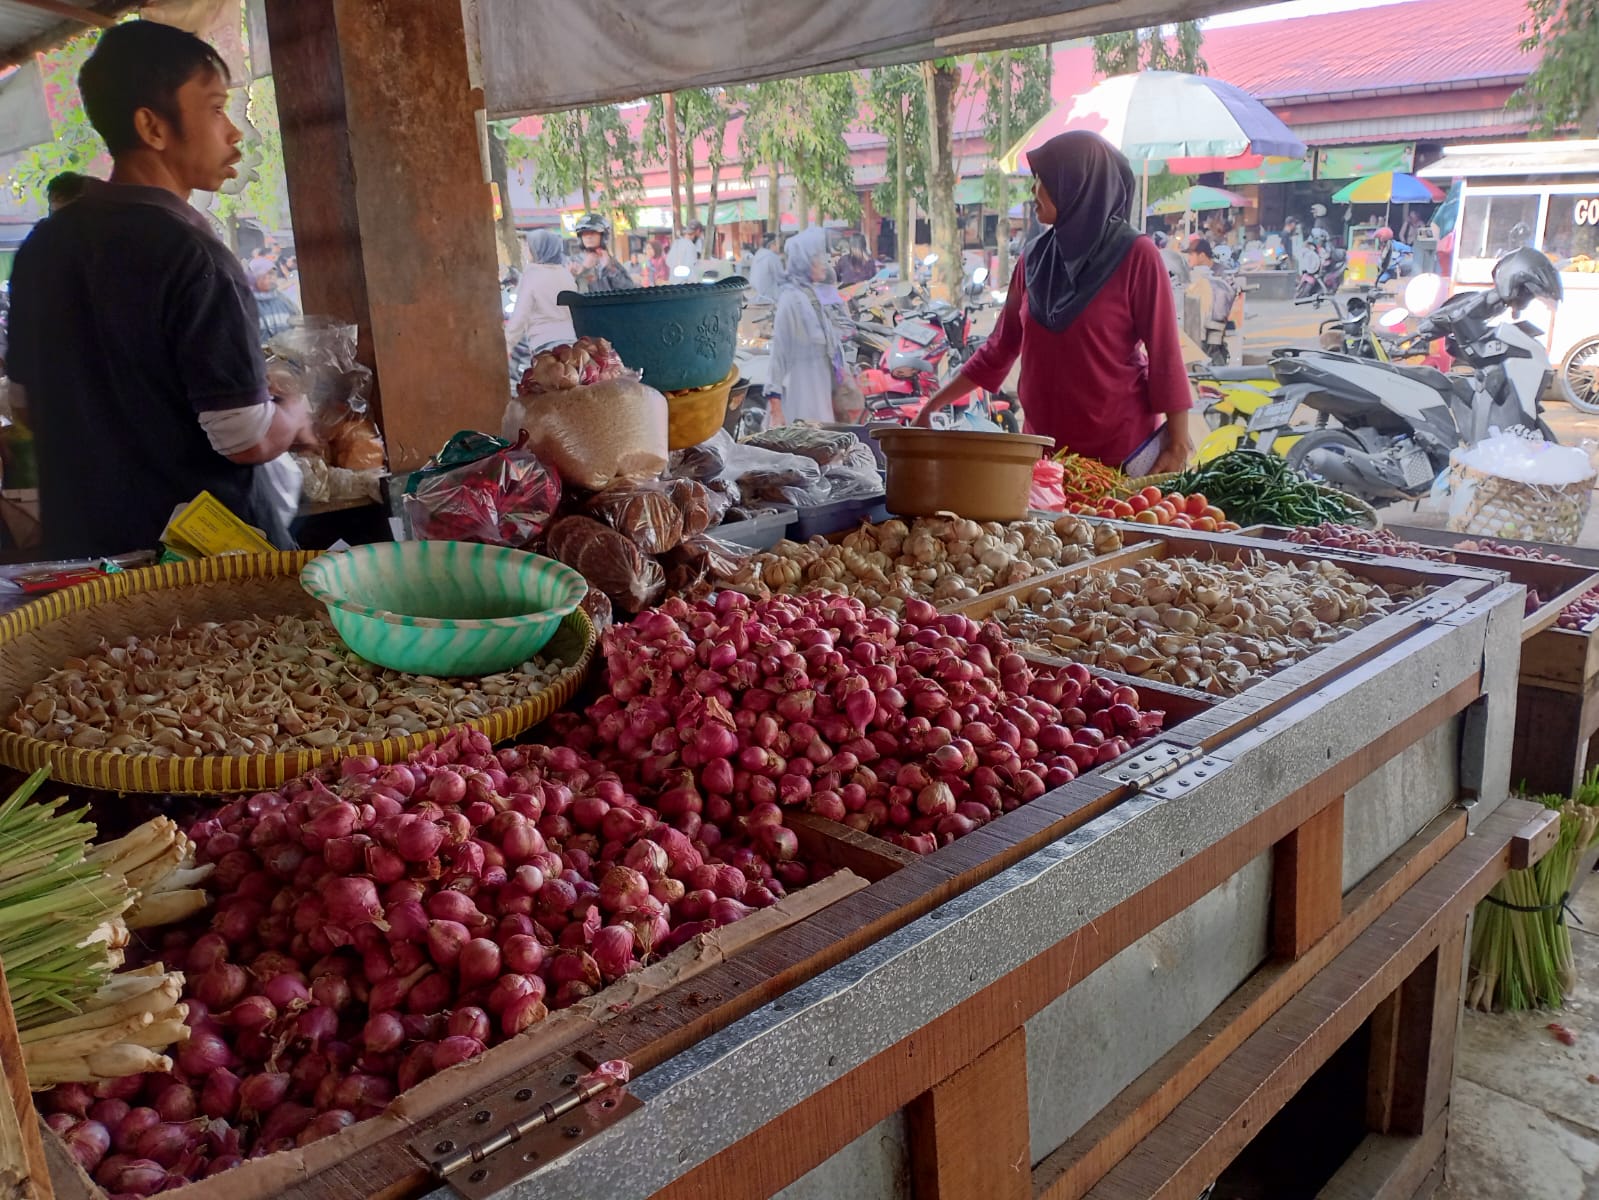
[1388,362,1454,390]
[1205,365,1274,381]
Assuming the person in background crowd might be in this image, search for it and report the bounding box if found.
[737,241,755,279]
[642,239,669,286]
[1401,209,1424,247]
[277,251,301,310]
[45,172,89,214]
[504,228,576,354]
[1279,215,1300,266]
[667,219,702,273]
[750,231,782,301]
[767,226,843,424]
[836,240,873,286]
[250,259,299,341]
[7,21,313,557]
[571,212,634,293]
[915,131,1191,472]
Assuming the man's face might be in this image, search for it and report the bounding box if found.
[142,69,242,193]
[580,231,602,252]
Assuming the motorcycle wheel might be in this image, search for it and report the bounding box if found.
[1283,428,1363,477]
[996,407,1020,434]
[1559,336,1599,414]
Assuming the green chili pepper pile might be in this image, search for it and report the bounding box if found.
[1168,451,1364,528]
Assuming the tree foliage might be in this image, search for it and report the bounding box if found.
[863,64,929,218]
[973,47,1054,279]
[921,58,964,300]
[511,105,643,223]
[1514,0,1599,137]
[643,88,734,238]
[737,73,860,225]
[9,32,104,209]
[1091,23,1206,76]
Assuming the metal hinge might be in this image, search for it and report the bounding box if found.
[409,1058,640,1199]
[1100,742,1207,793]
[1140,755,1230,799]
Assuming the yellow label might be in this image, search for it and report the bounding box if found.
[162,491,277,557]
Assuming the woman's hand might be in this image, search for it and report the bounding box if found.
[912,395,950,428]
[1150,419,1195,474]
[914,373,981,428]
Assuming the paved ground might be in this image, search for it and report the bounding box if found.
[1436,882,1599,1199]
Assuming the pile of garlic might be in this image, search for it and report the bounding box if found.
[745,514,1121,611]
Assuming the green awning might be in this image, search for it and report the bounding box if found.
[1225,157,1313,185]
[953,178,986,206]
[1316,143,1414,180]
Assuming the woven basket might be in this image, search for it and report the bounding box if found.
[0,553,595,795]
[1444,457,1594,545]
[1115,471,1380,530]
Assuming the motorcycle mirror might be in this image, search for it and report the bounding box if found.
[1403,272,1447,318]
[972,267,990,285]
[923,253,939,266]
[1378,308,1410,330]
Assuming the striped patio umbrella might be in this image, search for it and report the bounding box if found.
[1147,185,1249,215]
[999,71,1307,176]
[1331,172,1445,204]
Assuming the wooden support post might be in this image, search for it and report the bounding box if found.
[0,958,54,1200]
[1271,795,1345,959]
[263,0,508,472]
[1366,927,1465,1137]
[907,1028,1031,1200]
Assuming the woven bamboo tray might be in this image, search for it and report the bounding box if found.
[1116,471,1380,530]
[0,552,595,795]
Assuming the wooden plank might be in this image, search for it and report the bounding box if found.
[786,813,917,881]
[1314,1119,1448,1200]
[1511,681,1592,795]
[906,1029,1030,1200]
[1520,625,1599,691]
[1510,808,1561,870]
[1033,808,1467,1200]
[1272,795,1346,959]
[1367,929,1465,1137]
[1080,799,1539,1200]
[0,957,53,1200]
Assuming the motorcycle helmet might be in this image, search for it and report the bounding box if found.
[574,212,610,236]
[1492,246,1563,309]
[1309,228,1331,247]
[1376,226,1393,242]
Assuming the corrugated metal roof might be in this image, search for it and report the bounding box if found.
[1419,140,1599,176]
[1199,0,1538,102]
[0,1,134,69]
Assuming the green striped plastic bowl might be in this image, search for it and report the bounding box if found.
[300,541,588,676]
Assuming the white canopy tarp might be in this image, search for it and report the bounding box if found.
[477,0,1249,116]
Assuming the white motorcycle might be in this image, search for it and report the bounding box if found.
[1249,248,1564,504]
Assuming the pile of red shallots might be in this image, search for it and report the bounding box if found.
[554,592,1166,855]
[41,730,822,1195]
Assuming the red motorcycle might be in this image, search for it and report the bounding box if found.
[858,302,1017,431]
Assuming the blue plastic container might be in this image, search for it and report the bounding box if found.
[559,278,748,392]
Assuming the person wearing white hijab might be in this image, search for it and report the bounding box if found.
[766,227,841,424]
[504,229,576,353]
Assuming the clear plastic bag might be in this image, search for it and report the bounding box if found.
[401,431,562,548]
[265,318,377,465]
[584,480,685,554]
[745,425,859,466]
[506,374,669,491]
[820,441,884,502]
[1029,459,1067,512]
[664,478,724,537]
[544,515,665,613]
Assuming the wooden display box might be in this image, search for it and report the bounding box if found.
[1377,523,1599,797]
[1244,523,1599,639]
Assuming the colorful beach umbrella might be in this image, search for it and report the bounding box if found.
[1147,185,1249,215]
[999,71,1308,175]
[1330,172,1443,204]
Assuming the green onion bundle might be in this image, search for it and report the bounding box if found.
[1468,772,1599,1012]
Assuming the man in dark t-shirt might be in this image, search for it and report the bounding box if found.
[7,22,313,559]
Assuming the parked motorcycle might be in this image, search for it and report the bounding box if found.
[1295,238,1346,301]
[858,292,1016,431]
[1251,248,1564,504]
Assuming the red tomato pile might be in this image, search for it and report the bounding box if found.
[1068,487,1242,533]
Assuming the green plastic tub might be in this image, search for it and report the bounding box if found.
[559,278,748,392]
[300,541,587,676]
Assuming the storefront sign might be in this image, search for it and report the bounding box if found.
[1316,144,1415,180]
[1224,157,1313,185]
[1573,198,1599,226]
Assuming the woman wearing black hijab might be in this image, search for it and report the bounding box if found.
[917,131,1192,471]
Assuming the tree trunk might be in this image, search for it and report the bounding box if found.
[705,163,720,262]
[767,161,780,229]
[995,75,1011,286]
[922,60,962,302]
[1583,97,1599,140]
[578,135,593,215]
[894,97,911,281]
[795,163,811,233]
[486,130,522,272]
[664,91,683,238]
